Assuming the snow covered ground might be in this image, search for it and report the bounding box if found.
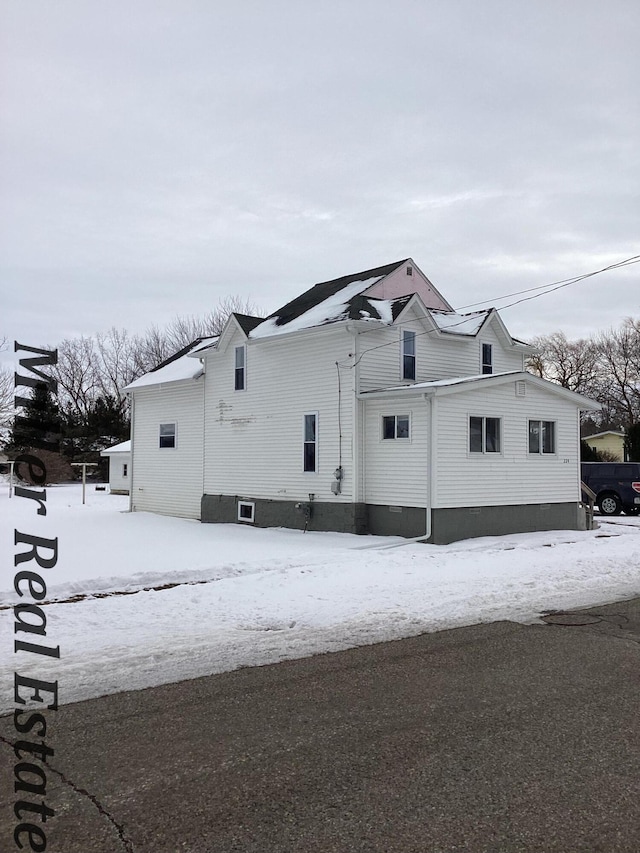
[2,482,640,712]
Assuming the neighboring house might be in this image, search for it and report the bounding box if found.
[125,259,599,543]
[100,440,132,495]
[582,430,626,461]
[125,337,217,518]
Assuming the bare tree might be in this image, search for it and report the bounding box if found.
[594,319,640,427]
[0,365,12,432]
[51,336,100,420]
[134,295,262,371]
[527,331,602,396]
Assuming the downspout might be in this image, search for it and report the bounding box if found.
[128,392,135,512]
[351,392,434,550]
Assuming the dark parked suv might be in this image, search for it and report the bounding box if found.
[581,462,640,516]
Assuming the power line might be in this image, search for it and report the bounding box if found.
[454,254,640,312]
[341,252,640,369]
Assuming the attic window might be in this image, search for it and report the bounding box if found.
[406,266,413,276]
[515,381,526,397]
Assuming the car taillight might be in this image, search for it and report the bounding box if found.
[633,482,640,494]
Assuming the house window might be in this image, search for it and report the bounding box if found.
[382,415,410,440]
[237,501,255,523]
[159,423,176,449]
[402,330,416,381]
[406,265,413,276]
[234,345,246,390]
[122,463,128,477]
[303,413,318,472]
[529,420,555,454]
[469,416,501,453]
[481,343,493,375]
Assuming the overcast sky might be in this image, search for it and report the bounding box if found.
[2,0,639,363]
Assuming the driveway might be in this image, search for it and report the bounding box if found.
[2,600,640,852]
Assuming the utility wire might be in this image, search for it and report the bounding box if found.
[340,252,640,369]
[454,254,640,312]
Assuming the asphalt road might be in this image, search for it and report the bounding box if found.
[2,599,640,853]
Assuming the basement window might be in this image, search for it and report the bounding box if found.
[237,501,255,523]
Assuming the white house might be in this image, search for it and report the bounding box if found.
[125,259,599,543]
[100,440,132,495]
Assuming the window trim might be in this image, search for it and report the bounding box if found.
[401,329,416,381]
[528,419,556,455]
[481,342,493,375]
[303,412,318,473]
[469,415,502,455]
[234,344,246,391]
[381,414,411,441]
[237,501,255,523]
[159,422,177,449]
[122,463,128,478]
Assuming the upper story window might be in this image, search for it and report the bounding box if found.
[529,420,555,454]
[234,345,246,390]
[481,343,493,375]
[122,463,128,477]
[303,413,318,472]
[402,330,416,381]
[469,416,501,453]
[159,423,176,449]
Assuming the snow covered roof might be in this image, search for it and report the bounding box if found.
[430,310,491,336]
[100,440,131,455]
[249,260,408,339]
[361,371,601,409]
[125,337,217,391]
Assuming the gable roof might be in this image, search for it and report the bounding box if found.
[360,370,601,410]
[233,313,263,335]
[249,260,408,339]
[100,439,131,456]
[583,430,625,440]
[125,337,217,391]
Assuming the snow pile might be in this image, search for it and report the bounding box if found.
[2,484,639,711]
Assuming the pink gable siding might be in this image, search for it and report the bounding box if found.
[363,262,453,310]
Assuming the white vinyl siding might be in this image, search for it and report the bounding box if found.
[204,326,355,501]
[130,381,204,519]
[363,399,429,506]
[105,453,131,494]
[358,311,524,392]
[433,382,580,509]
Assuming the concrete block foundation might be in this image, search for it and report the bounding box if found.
[201,495,585,544]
